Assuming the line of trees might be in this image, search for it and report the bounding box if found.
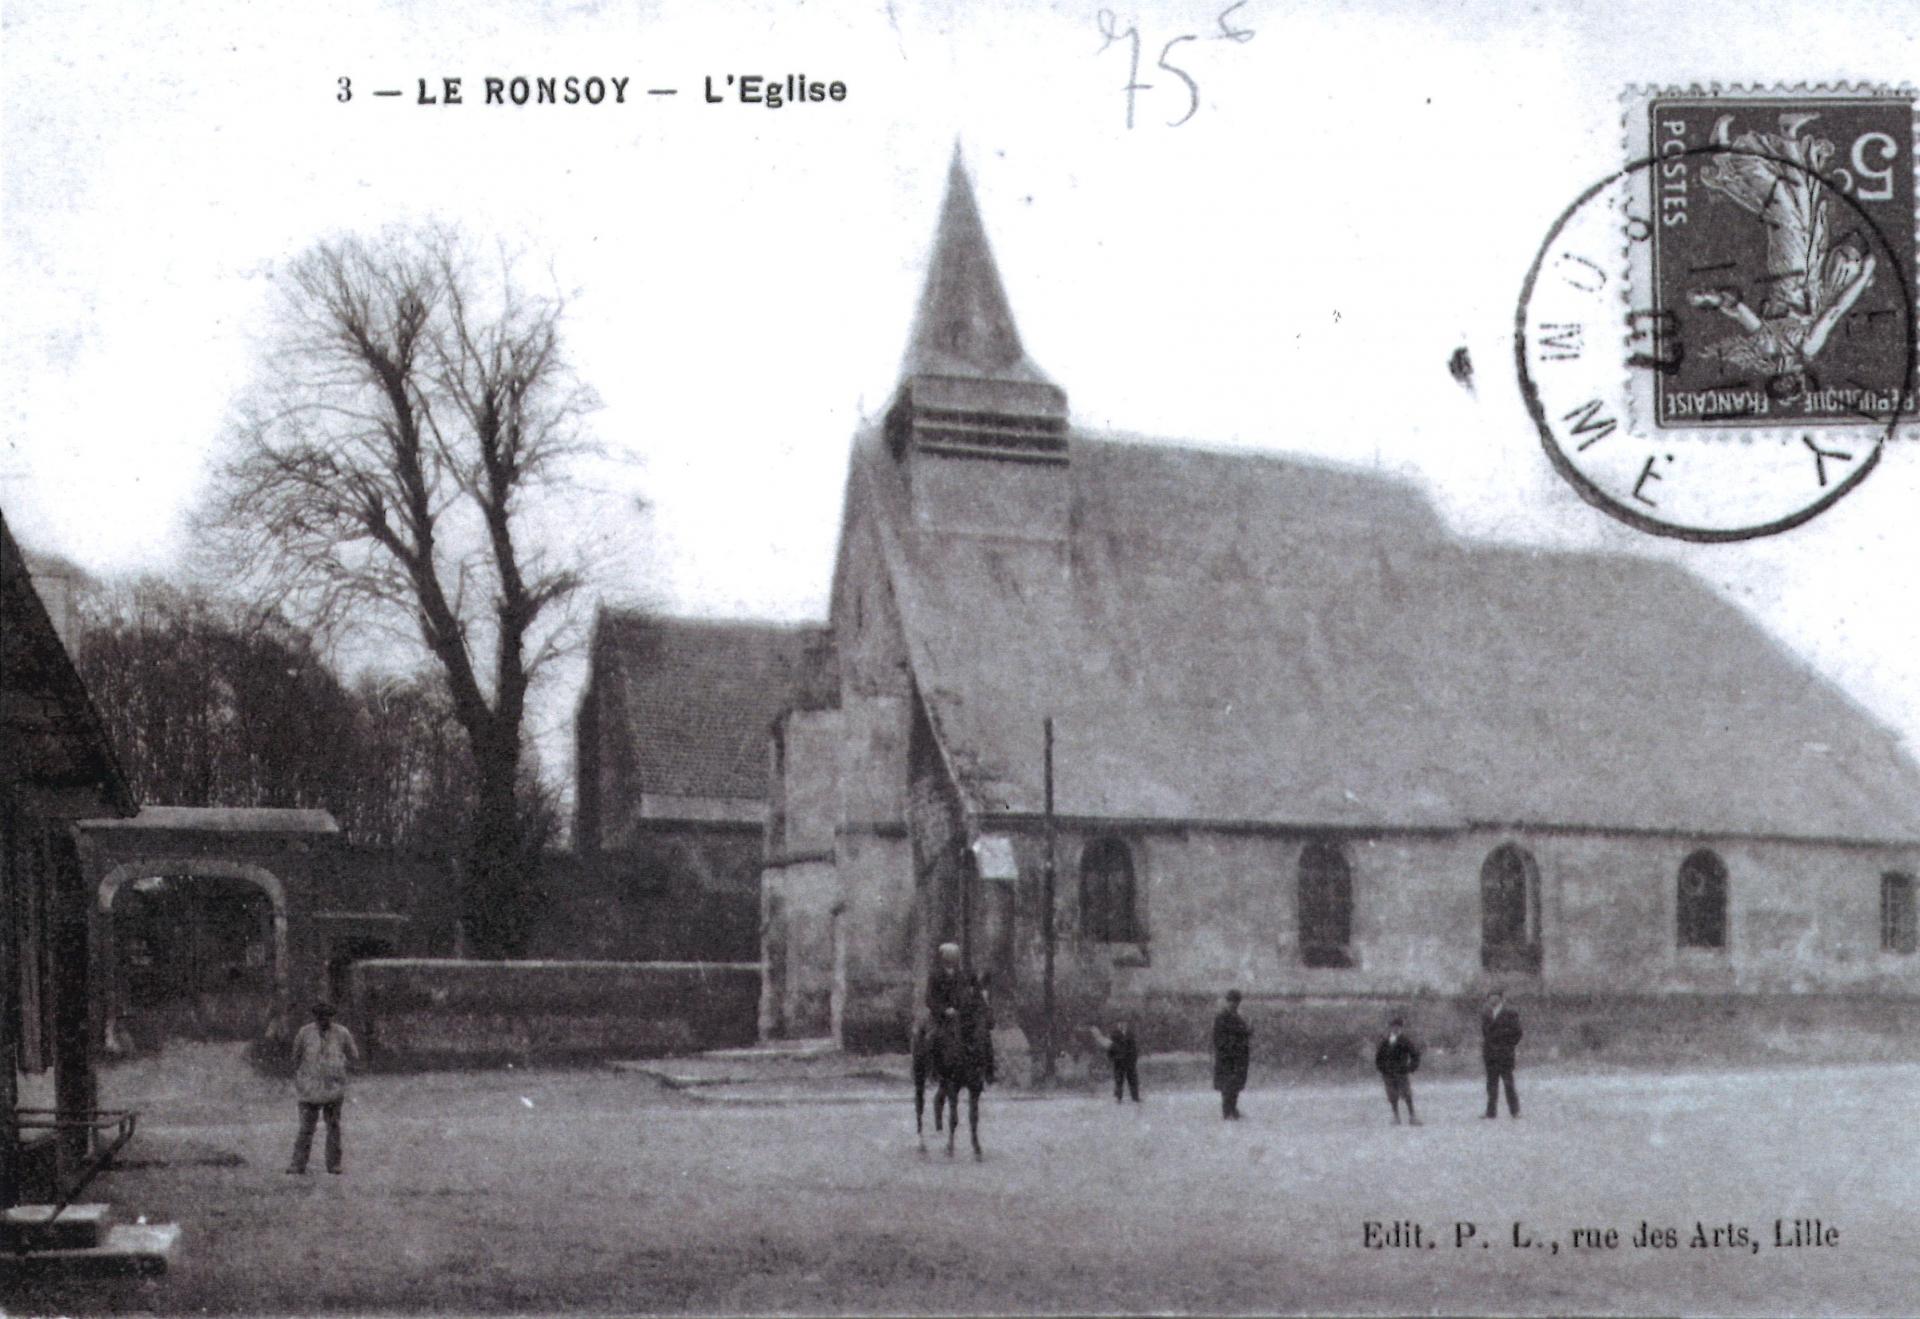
[72,575,559,860]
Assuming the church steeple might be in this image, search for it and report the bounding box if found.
[885,149,1069,466]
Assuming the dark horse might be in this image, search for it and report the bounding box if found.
[912,989,991,1159]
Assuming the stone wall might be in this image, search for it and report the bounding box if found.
[347,959,760,1067]
[821,817,1920,1055]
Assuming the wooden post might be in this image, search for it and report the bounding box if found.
[1041,717,1057,1083]
[1,808,20,1209]
[51,831,95,1164]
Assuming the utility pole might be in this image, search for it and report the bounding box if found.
[1041,716,1057,1083]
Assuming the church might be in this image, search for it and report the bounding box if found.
[579,154,1920,1062]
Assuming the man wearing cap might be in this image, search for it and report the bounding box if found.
[287,1000,359,1175]
[1375,1014,1422,1126]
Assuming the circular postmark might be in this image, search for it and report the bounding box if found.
[1517,133,1915,541]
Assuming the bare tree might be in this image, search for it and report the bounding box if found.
[205,228,596,955]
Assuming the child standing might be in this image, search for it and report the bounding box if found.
[1375,1015,1421,1126]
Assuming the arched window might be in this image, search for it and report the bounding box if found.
[1297,840,1353,968]
[1079,837,1140,943]
[1882,872,1917,955]
[1677,849,1729,949]
[1480,844,1542,973]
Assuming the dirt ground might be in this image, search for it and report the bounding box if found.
[10,1045,1918,1316]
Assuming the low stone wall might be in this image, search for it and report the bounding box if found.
[346,959,760,1067]
[1092,990,1920,1075]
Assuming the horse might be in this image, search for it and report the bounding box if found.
[911,1020,942,1139]
[916,990,992,1160]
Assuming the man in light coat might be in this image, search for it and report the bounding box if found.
[287,1001,360,1175]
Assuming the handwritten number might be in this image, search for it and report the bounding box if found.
[1159,36,1199,127]
[1100,5,1252,129]
[1096,10,1150,130]
[337,76,352,103]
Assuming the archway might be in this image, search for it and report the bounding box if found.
[96,860,290,1046]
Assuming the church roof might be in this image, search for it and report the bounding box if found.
[853,431,1920,843]
[585,612,835,803]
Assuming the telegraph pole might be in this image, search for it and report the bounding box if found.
[1041,716,1057,1082]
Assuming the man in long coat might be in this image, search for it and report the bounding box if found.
[1480,990,1523,1118]
[1212,990,1251,1119]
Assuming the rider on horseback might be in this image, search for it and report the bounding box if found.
[927,941,996,1084]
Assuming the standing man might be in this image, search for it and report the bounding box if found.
[1212,990,1251,1120]
[1480,990,1523,1119]
[1374,1015,1422,1126]
[286,1001,359,1175]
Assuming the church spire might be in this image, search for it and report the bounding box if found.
[886,148,1068,464]
[901,148,1047,383]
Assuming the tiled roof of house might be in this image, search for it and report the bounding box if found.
[1,509,135,816]
[585,613,836,803]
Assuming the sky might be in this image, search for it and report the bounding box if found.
[4,0,1917,794]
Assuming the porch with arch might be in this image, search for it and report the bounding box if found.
[74,807,413,1067]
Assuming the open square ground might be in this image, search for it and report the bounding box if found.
[11,1050,1918,1316]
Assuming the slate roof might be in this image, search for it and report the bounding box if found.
[855,429,1920,843]
[586,613,836,803]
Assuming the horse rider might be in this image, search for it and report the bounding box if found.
[926,941,996,1084]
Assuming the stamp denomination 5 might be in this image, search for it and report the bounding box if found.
[1515,86,1917,542]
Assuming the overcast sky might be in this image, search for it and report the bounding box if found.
[5,0,1917,789]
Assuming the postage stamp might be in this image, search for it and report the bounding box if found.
[1516,86,1918,541]
[1631,87,1918,432]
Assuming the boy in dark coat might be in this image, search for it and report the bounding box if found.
[1374,1015,1421,1126]
[1481,990,1523,1118]
[1107,1019,1141,1103]
[1211,990,1251,1119]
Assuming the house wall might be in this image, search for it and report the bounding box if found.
[762,858,838,1037]
[762,708,844,1038]
[537,833,761,965]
